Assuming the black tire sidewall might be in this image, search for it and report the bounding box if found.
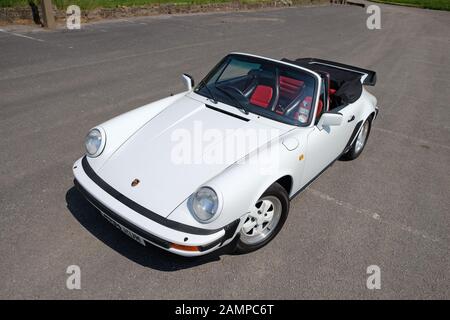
[235,182,290,254]
[344,117,372,160]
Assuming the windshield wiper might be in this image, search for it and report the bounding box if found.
[197,80,218,104]
[214,85,249,115]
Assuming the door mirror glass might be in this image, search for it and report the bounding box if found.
[182,73,194,91]
[317,112,343,130]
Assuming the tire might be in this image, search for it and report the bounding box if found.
[234,182,290,254]
[341,117,372,161]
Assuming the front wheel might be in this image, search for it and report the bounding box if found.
[234,183,289,254]
[341,117,372,161]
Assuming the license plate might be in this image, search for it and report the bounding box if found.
[101,212,146,246]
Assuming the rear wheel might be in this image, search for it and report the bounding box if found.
[234,183,289,254]
[341,117,371,160]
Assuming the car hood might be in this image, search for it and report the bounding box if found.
[97,95,290,217]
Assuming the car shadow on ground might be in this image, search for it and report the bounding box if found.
[65,186,236,271]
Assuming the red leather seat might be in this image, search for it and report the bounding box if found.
[250,85,273,108]
[279,76,304,99]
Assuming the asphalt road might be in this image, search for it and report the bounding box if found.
[0,3,449,299]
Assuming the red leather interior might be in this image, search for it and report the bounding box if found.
[302,96,313,107]
[316,100,323,118]
[250,85,273,108]
[293,96,313,122]
[329,88,337,95]
[296,96,323,120]
[279,76,304,98]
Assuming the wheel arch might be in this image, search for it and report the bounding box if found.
[248,173,294,212]
[275,175,293,196]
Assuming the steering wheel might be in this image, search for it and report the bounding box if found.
[217,84,245,97]
[216,84,249,105]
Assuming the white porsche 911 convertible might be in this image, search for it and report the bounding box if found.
[73,53,378,257]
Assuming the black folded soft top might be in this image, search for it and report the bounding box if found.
[283,57,377,86]
[282,57,376,106]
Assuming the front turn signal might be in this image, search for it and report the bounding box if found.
[170,243,200,252]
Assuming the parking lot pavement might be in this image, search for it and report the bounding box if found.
[0,3,449,299]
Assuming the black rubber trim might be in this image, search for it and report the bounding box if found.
[344,120,363,152]
[205,104,249,122]
[75,179,171,249]
[201,219,241,251]
[75,179,240,252]
[81,156,222,236]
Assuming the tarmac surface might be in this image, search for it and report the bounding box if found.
[0,3,449,299]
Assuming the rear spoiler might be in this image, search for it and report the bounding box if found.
[283,57,377,86]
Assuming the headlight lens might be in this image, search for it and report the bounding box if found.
[191,187,219,222]
[85,128,104,157]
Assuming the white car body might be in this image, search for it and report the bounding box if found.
[73,53,378,256]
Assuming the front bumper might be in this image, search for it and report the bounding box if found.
[73,157,240,257]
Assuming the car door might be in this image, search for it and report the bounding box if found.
[301,119,348,186]
[318,69,358,138]
[300,77,350,186]
[333,101,360,147]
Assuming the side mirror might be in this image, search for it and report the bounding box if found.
[317,112,343,130]
[182,73,194,91]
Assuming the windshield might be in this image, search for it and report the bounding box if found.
[195,54,318,126]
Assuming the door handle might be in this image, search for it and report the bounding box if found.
[348,115,355,122]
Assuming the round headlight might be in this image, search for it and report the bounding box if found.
[191,187,219,222]
[85,128,105,157]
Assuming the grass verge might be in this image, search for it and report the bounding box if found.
[369,0,450,11]
[1,1,231,10]
[0,0,282,11]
